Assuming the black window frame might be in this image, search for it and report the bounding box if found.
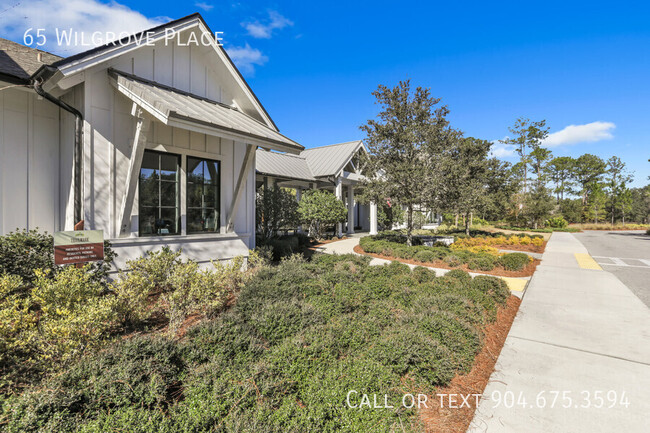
[186,156,221,234]
[138,149,181,237]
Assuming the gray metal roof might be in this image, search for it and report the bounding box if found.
[256,150,315,181]
[300,140,364,177]
[0,38,61,82]
[256,140,367,182]
[109,69,303,153]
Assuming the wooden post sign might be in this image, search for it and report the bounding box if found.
[54,230,104,265]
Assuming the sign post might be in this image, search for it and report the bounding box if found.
[53,230,104,265]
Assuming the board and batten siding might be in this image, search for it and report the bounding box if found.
[0,87,63,236]
[77,35,256,267]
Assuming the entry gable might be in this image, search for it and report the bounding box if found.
[40,13,278,130]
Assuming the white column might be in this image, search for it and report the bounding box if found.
[335,177,343,237]
[347,186,355,234]
[296,188,303,234]
[370,200,378,235]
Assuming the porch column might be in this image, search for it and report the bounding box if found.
[335,177,343,237]
[347,186,355,235]
[296,188,303,234]
[370,200,378,235]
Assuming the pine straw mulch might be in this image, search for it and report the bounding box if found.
[492,241,546,254]
[353,245,540,278]
[420,295,521,432]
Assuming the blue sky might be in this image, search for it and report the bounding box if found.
[2,0,649,186]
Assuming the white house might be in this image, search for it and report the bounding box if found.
[0,13,303,268]
[256,141,378,236]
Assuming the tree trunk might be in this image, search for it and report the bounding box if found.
[465,213,470,236]
[470,212,473,227]
[454,213,459,227]
[406,205,414,247]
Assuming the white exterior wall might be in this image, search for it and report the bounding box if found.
[77,36,256,268]
[0,87,62,235]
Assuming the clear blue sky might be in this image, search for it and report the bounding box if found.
[3,0,649,186]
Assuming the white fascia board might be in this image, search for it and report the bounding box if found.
[167,116,299,153]
[195,21,277,131]
[56,20,200,78]
[108,75,169,124]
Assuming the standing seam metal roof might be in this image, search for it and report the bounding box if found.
[256,150,315,181]
[299,140,364,177]
[109,69,303,153]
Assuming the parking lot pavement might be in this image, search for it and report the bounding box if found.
[573,230,650,308]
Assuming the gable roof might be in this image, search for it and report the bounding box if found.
[0,38,61,83]
[256,150,315,181]
[41,13,279,131]
[256,140,367,182]
[300,140,365,177]
[110,69,303,153]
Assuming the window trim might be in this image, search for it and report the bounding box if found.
[186,155,222,235]
[138,149,181,237]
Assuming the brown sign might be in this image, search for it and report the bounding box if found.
[53,230,104,265]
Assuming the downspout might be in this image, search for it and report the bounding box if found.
[32,79,83,225]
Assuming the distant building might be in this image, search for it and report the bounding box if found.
[256,140,378,235]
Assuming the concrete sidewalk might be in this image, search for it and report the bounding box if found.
[469,232,650,432]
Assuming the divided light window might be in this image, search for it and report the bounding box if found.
[187,156,221,233]
[139,150,180,236]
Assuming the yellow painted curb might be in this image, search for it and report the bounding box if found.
[500,277,527,292]
[574,253,602,270]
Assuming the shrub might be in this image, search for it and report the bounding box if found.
[4,336,185,433]
[445,269,472,284]
[468,254,497,271]
[498,253,531,271]
[414,250,436,263]
[3,252,512,432]
[470,275,510,305]
[444,254,462,267]
[546,216,568,228]
[111,247,181,324]
[0,265,118,391]
[256,185,299,240]
[297,190,347,239]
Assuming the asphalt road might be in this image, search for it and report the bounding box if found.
[573,230,650,307]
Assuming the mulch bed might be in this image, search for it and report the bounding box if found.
[493,241,546,254]
[353,245,540,278]
[420,295,522,432]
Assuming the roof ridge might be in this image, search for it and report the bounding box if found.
[301,140,362,151]
[258,150,307,161]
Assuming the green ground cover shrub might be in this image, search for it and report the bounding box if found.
[360,236,535,273]
[3,254,510,433]
[497,252,531,271]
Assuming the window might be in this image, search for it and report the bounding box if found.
[187,156,220,233]
[139,150,180,236]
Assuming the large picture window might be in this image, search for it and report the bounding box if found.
[139,150,180,236]
[187,156,220,233]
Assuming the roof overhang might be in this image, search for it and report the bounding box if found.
[109,69,303,154]
[32,13,279,131]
